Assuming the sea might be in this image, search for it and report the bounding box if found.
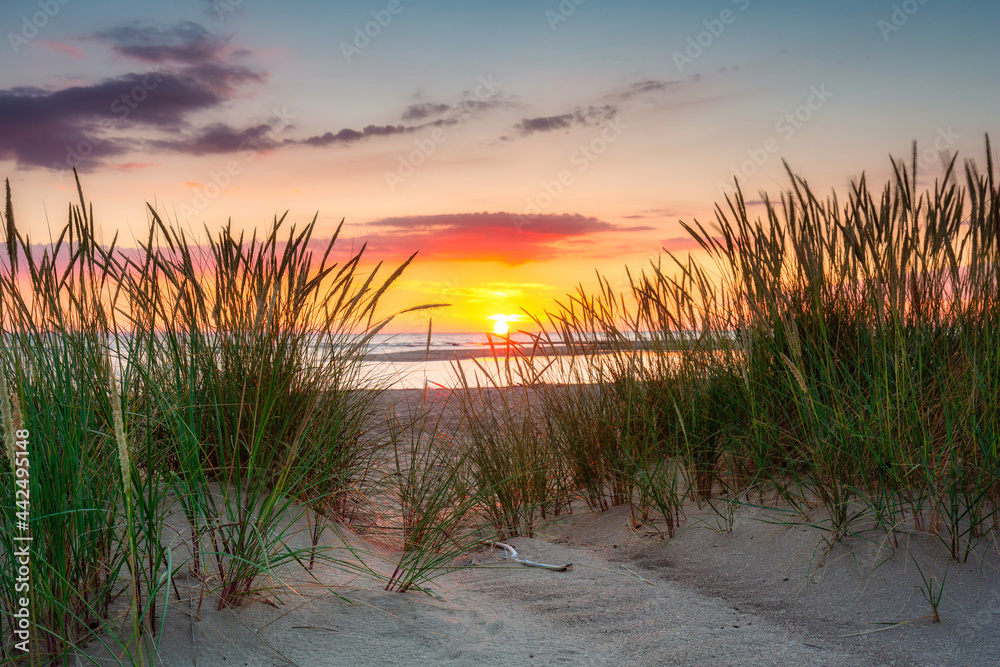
[365,331,537,358]
[362,331,572,389]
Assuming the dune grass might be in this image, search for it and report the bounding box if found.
[447,139,999,615]
[1,136,998,659]
[0,174,431,662]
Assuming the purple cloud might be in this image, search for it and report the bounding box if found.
[514,105,617,136]
[95,21,227,64]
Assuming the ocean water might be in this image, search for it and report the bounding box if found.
[361,330,725,389]
[86,330,696,391]
[365,331,542,357]
[363,331,563,389]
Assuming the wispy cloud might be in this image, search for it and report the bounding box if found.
[513,105,617,136]
[42,41,85,60]
[300,93,514,149]
[95,21,229,64]
[300,124,410,147]
[151,122,275,155]
[401,102,451,121]
[611,78,684,101]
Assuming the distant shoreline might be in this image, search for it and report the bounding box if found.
[364,339,696,363]
[364,343,577,363]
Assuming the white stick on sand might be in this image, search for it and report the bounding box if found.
[492,542,573,572]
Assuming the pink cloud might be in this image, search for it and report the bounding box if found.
[42,41,85,60]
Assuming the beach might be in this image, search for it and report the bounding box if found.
[74,386,1000,666]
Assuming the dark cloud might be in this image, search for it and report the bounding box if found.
[301,94,513,149]
[515,114,574,134]
[95,21,226,64]
[175,62,266,94]
[151,123,275,155]
[453,98,513,115]
[401,103,450,121]
[0,71,225,168]
[2,22,517,169]
[601,76,710,105]
[615,79,681,100]
[513,105,617,136]
[301,124,410,147]
[0,21,268,169]
[401,97,516,123]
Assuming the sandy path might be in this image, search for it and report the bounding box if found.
[73,387,999,665]
[98,536,864,666]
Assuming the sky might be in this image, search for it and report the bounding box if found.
[1,0,998,332]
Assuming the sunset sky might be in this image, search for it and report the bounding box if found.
[2,0,998,332]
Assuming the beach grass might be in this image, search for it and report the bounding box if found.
[1,136,998,661]
[488,138,1000,596]
[0,173,432,662]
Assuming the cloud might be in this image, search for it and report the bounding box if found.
[402,95,516,122]
[95,21,227,64]
[352,212,653,265]
[42,41,85,60]
[622,208,678,220]
[613,79,682,100]
[0,72,214,168]
[2,24,515,168]
[300,93,513,150]
[300,124,410,147]
[0,22,268,169]
[513,105,617,136]
[106,161,157,171]
[151,122,276,155]
[398,279,553,304]
[174,62,266,95]
[515,114,573,134]
[401,103,450,121]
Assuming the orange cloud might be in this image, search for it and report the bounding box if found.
[351,212,654,265]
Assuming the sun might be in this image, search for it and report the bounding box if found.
[488,314,517,336]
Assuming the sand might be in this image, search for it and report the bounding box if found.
[75,389,1000,666]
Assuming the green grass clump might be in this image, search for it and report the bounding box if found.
[515,137,999,571]
[432,138,995,630]
[0,173,428,662]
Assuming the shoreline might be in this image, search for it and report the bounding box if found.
[364,343,578,363]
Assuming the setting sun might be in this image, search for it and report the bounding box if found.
[488,314,519,336]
